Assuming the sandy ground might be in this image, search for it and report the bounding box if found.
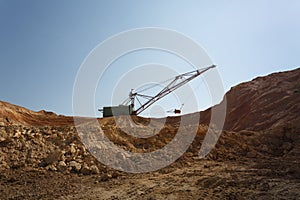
[1,156,300,200]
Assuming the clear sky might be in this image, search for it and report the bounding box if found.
[0,0,299,116]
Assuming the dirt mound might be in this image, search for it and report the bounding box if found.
[0,67,300,199]
[2,68,299,131]
[200,67,300,131]
[0,101,74,126]
[1,117,299,199]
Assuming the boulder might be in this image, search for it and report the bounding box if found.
[57,161,67,172]
[44,150,62,165]
[69,161,81,172]
[90,165,99,174]
[80,164,91,175]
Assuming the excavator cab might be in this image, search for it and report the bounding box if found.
[174,109,181,114]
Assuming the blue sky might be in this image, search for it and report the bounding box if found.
[0,0,299,116]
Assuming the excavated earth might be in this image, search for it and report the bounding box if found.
[0,68,300,199]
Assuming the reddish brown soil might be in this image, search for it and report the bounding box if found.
[0,101,74,126]
[199,67,300,131]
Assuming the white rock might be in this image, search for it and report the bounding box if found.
[70,145,76,154]
[81,164,91,175]
[46,164,57,171]
[0,137,6,142]
[69,161,81,172]
[90,165,99,174]
[57,161,67,172]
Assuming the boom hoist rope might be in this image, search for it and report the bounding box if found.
[122,65,216,115]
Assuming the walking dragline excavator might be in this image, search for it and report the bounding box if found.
[99,65,216,117]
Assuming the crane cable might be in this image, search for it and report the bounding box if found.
[135,76,174,93]
[121,75,178,104]
[122,66,205,109]
[179,77,205,111]
[134,64,198,94]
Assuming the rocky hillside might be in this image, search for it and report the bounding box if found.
[0,67,299,199]
[0,67,299,174]
[200,67,300,131]
[0,101,74,126]
[1,67,299,131]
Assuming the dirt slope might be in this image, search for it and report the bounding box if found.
[0,67,300,199]
[200,67,300,131]
[0,101,74,126]
[1,67,299,131]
